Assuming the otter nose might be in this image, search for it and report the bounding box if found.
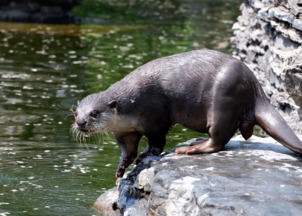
[76,119,87,128]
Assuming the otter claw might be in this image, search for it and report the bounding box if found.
[116,164,126,178]
[115,170,124,178]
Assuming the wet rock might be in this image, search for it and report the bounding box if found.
[94,135,302,216]
[232,0,302,133]
[0,10,30,22]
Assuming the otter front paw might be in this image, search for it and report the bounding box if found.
[115,167,125,178]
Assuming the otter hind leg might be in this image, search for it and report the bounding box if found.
[176,111,239,155]
[114,132,142,178]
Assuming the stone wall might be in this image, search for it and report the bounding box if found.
[232,0,302,133]
[0,0,81,23]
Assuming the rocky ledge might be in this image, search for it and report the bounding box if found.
[94,135,302,216]
[232,0,302,133]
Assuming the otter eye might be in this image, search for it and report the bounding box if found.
[89,110,99,118]
[108,100,117,109]
[74,111,78,117]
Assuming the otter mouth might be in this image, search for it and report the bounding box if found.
[77,128,89,133]
[71,124,95,142]
[73,123,102,135]
[71,123,89,134]
[75,125,89,133]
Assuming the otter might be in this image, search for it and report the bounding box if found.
[72,50,302,178]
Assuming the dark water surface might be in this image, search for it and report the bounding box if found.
[0,1,240,215]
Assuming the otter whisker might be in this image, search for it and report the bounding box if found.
[104,132,113,142]
[78,132,90,150]
[64,113,74,120]
[71,104,77,112]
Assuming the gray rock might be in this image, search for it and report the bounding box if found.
[94,135,302,216]
[0,10,30,22]
[288,0,302,16]
[94,188,120,216]
[268,7,295,24]
[293,19,302,32]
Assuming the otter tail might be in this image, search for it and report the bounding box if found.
[255,99,302,156]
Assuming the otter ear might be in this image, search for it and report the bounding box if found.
[108,100,117,109]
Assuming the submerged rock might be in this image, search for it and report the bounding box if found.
[0,0,81,23]
[94,135,302,216]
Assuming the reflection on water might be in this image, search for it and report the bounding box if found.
[0,1,240,215]
[0,22,142,36]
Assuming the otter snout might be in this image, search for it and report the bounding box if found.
[75,117,88,132]
[76,118,87,127]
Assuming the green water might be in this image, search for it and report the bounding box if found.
[0,0,240,215]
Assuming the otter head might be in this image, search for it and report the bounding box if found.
[72,93,118,138]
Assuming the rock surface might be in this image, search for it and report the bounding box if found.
[94,135,302,216]
[232,0,302,133]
